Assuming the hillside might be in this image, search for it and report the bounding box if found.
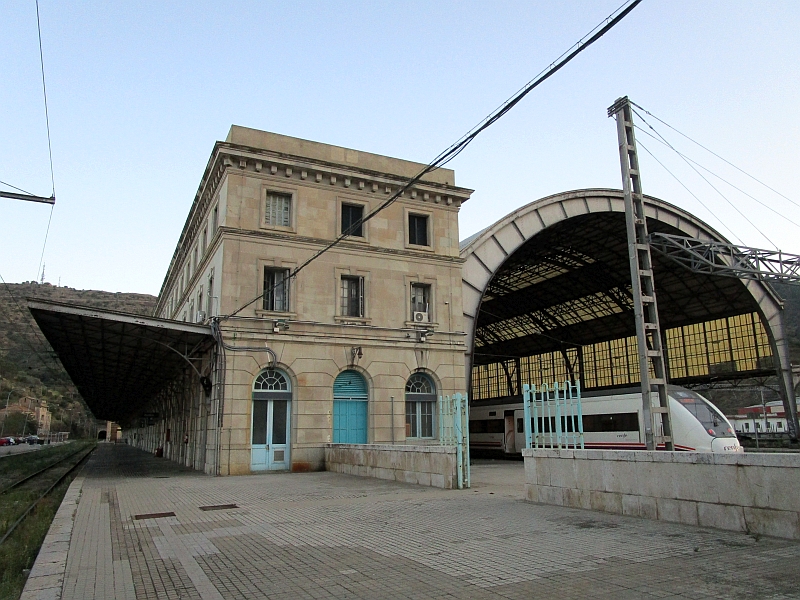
[0,282,157,435]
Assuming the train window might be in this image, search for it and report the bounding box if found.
[582,413,639,433]
[469,419,504,434]
[488,411,496,417]
[530,415,582,433]
[676,395,736,437]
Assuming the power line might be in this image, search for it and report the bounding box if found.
[636,128,800,230]
[0,180,36,197]
[630,101,800,211]
[35,0,56,283]
[632,107,777,249]
[223,0,643,320]
[636,139,745,245]
[36,1,55,198]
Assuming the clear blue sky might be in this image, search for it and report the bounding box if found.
[2,1,799,295]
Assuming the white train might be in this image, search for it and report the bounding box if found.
[469,386,742,454]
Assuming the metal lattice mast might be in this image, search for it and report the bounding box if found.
[609,96,674,451]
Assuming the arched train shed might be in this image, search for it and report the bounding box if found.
[460,188,797,432]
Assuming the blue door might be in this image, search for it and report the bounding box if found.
[333,370,368,444]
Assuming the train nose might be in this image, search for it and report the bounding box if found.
[711,437,743,453]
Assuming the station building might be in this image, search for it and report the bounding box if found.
[139,126,470,474]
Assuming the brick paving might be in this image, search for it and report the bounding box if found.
[26,445,800,599]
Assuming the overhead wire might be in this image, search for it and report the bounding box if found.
[632,107,777,249]
[636,127,800,230]
[223,0,643,320]
[636,140,745,245]
[0,180,37,197]
[35,0,56,283]
[630,100,800,211]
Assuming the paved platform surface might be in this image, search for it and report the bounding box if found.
[25,445,800,599]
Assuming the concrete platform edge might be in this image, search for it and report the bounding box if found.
[20,476,85,600]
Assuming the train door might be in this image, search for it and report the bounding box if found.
[504,410,515,453]
[514,409,526,453]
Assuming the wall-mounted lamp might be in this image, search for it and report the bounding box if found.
[351,346,363,361]
[418,329,434,343]
[273,320,290,333]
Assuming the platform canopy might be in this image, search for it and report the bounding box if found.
[28,299,214,423]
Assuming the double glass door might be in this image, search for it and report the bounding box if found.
[251,398,290,470]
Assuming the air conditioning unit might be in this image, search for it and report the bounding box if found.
[195,311,206,323]
[413,311,429,323]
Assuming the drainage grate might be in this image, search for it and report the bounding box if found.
[198,504,238,512]
[133,512,176,520]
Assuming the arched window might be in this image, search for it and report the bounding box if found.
[253,369,290,392]
[405,372,436,438]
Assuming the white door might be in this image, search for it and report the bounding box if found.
[251,399,291,471]
[251,369,292,472]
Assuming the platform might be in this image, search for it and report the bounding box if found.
[23,445,800,599]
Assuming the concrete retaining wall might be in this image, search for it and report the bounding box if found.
[523,448,800,540]
[325,444,457,489]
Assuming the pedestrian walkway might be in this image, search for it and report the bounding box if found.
[23,445,800,599]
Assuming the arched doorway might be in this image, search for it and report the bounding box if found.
[405,372,436,439]
[251,368,292,471]
[333,370,368,444]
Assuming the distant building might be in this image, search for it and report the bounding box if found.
[727,400,791,436]
[35,401,51,435]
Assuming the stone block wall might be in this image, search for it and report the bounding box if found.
[523,448,800,540]
[325,444,457,489]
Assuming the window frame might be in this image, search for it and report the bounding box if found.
[256,261,296,318]
[340,275,364,318]
[211,204,219,232]
[207,269,216,317]
[262,266,291,313]
[405,372,437,439]
[404,207,434,251]
[337,197,369,243]
[408,213,429,247]
[410,282,432,321]
[341,203,364,237]
[334,267,370,324]
[261,185,297,233]
[404,275,437,327]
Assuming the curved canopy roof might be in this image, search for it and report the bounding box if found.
[461,190,779,369]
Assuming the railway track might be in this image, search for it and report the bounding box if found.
[0,444,95,545]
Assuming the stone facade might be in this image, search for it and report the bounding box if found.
[148,126,472,474]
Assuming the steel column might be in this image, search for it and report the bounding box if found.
[610,96,674,451]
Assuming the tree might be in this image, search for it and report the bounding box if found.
[1,412,37,436]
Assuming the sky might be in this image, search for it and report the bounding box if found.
[2,1,799,296]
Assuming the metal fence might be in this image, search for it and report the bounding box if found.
[439,393,470,489]
[523,381,584,449]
